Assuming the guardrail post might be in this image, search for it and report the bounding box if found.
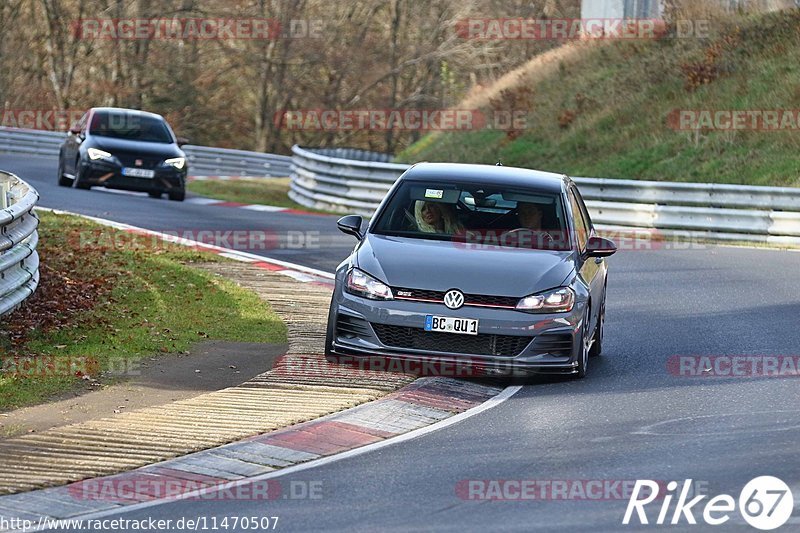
[0,180,9,209]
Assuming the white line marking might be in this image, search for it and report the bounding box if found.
[239,204,288,212]
[34,207,335,280]
[13,385,521,529]
[184,197,222,205]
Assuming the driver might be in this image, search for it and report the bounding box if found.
[512,202,557,249]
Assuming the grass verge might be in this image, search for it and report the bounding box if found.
[399,10,800,187]
[0,211,287,411]
[187,177,336,214]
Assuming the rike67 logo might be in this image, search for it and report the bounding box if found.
[623,477,794,530]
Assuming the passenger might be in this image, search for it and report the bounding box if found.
[415,201,464,234]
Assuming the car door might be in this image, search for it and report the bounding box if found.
[568,186,603,332]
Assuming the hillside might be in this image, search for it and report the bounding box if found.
[398,10,800,187]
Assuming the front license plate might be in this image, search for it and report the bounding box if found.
[424,315,479,336]
[122,167,155,178]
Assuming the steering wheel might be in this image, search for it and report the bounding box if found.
[502,228,555,248]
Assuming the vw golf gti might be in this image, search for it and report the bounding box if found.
[325,163,617,378]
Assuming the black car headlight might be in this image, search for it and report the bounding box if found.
[516,287,575,313]
[87,148,116,162]
[345,268,394,301]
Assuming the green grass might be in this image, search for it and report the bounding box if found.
[188,178,335,213]
[398,10,800,187]
[0,211,287,410]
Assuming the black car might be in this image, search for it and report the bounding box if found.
[58,107,188,201]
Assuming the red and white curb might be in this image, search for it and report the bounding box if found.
[35,207,334,286]
[0,379,520,527]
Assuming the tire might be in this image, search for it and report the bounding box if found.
[73,163,91,190]
[574,308,591,379]
[168,188,185,202]
[57,159,72,187]
[589,296,605,358]
[148,191,162,199]
[323,300,340,363]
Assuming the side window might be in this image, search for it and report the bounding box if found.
[569,189,588,251]
[572,186,594,233]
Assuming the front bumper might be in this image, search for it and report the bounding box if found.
[79,160,186,193]
[329,287,587,377]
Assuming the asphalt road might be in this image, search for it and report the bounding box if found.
[0,154,355,273]
[3,153,799,532]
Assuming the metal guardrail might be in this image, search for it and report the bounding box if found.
[289,145,800,246]
[0,171,40,317]
[0,126,292,177]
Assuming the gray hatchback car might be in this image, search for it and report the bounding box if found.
[325,163,616,378]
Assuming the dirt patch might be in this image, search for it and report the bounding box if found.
[0,340,286,438]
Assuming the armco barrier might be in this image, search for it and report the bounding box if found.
[289,145,800,246]
[0,126,292,177]
[0,171,40,317]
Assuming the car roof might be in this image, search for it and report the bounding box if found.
[89,107,165,120]
[401,162,568,193]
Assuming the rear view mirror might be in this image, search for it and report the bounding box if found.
[337,215,364,240]
[586,236,617,258]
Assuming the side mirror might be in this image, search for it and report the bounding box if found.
[176,137,190,147]
[69,127,82,135]
[586,236,617,258]
[337,215,364,240]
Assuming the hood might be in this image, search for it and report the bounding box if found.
[91,136,183,158]
[356,234,575,297]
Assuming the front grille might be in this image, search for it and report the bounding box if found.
[336,315,372,339]
[115,154,162,169]
[393,287,519,308]
[371,323,531,357]
[531,333,573,356]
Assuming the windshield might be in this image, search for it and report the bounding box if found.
[89,111,174,143]
[371,180,571,251]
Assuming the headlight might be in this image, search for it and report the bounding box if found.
[87,148,113,161]
[345,268,393,300]
[164,157,186,170]
[516,287,575,313]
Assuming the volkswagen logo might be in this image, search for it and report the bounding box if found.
[443,289,465,310]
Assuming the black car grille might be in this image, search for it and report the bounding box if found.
[530,333,574,356]
[371,323,531,357]
[392,288,519,308]
[115,154,162,169]
[336,315,372,339]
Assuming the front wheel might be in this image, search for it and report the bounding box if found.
[168,189,185,202]
[57,159,72,187]
[73,164,91,190]
[589,297,605,358]
[574,309,590,379]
